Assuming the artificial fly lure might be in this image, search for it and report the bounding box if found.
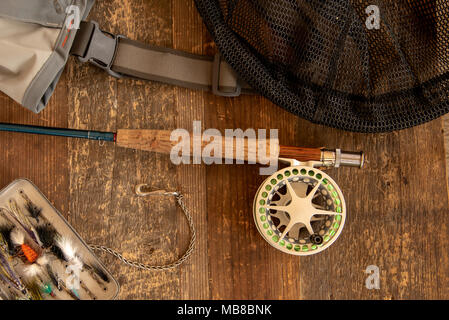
[0,214,39,299]
[45,264,60,291]
[0,211,15,255]
[7,199,42,247]
[10,228,43,264]
[27,226,88,300]
[23,282,44,300]
[30,229,84,299]
[58,280,80,300]
[19,257,56,299]
[35,225,58,250]
[0,246,30,299]
[84,263,110,284]
[44,259,80,300]
[79,280,97,300]
[19,191,44,224]
[54,236,109,291]
[13,221,71,299]
[9,227,56,296]
[8,228,76,300]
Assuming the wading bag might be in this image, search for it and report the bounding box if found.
[0,0,94,113]
[1,0,449,133]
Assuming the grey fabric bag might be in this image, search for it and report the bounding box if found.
[0,0,94,113]
[0,0,246,114]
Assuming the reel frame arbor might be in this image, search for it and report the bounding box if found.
[253,159,346,255]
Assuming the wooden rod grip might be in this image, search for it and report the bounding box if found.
[278,145,322,162]
[116,129,280,163]
[116,129,176,154]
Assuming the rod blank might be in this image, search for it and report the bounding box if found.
[0,123,116,142]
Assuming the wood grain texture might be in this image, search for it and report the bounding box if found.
[296,121,449,299]
[68,0,185,300]
[117,128,280,162]
[0,70,69,229]
[444,114,449,194]
[172,0,209,300]
[0,0,447,300]
[204,94,305,299]
[279,146,322,162]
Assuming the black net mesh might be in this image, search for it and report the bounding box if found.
[195,0,449,132]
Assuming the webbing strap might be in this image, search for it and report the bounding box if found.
[70,21,254,97]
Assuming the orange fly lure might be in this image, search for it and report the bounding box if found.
[21,243,38,263]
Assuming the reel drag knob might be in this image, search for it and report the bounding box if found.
[253,166,346,255]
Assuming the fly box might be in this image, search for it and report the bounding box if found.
[0,179,119,300]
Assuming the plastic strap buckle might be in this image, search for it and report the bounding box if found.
[75,21,124,79]
[212,54,241,97]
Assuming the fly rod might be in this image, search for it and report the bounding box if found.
[0,122,365,256]
[0,123,364,168]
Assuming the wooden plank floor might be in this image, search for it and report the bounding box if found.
[0,0,448,299]
[444,115,449,188]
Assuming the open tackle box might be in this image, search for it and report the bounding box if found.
[0,179,119,300]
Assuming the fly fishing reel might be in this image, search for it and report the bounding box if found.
[253,159,347,255]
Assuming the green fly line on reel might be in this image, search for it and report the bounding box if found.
[253,161,346,255]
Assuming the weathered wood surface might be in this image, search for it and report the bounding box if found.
[444,115,449,189]
[0,0,448,299]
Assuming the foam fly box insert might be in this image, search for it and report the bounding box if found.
[0,179,119,300]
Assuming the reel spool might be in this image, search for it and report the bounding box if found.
[253,161,346,256]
